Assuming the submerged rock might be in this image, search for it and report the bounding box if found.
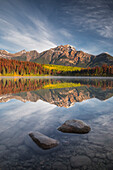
[70,155,91,168]
[53,162,67,170]
[57,119,91,134]
[29,132,59,150]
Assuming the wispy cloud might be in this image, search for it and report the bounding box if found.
[97,25,113,38]
[0,17,57,52]
[60,0,113,39]
[59,28,72,38]
[1,0,113,55]
[0,0,58,52]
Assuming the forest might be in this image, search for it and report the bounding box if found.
[62,65,113,77]
[0,58,113,77]
[0,58,52,76]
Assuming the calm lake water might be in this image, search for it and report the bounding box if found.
[0,77,113,170]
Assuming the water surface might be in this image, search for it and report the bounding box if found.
[0,77,113,170]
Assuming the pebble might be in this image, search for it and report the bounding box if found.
[70,155,91,168]
[107,152,113,160]
[95,153,106,159]
[52,161,67,170]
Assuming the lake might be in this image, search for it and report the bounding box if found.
[0,77,113,170]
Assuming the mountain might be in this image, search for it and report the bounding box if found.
[0,49,26,58]
[31,45,95,67]
[89,52,113,67]
[0,49,39,61]
[13,50,39,61]
[0,45,113,67]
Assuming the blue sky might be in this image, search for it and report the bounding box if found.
[0,0,113,55]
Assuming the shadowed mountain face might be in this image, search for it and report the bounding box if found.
[89,53,113,67]
[0,78,113,107]
[0,45,113,67]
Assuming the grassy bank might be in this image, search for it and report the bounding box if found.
[43,64,82,72]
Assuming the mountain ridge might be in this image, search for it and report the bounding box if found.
[0,44,113,67]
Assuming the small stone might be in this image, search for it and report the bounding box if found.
[18,145,28,153]
[70,155,91,168]
[95,153,106,159]
[107,152,113,160]
[58,119,91,134]
[29,132,59,150]
[52,161,67,170]
[93,158,98,162]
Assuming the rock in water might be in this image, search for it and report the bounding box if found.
[70,155,91,168]
[29,132,59,150]
[57,119,91,134]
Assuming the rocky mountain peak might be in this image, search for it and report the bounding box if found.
[20,49,26,53]
[16,49,26,55]
[104,52,110,55]
[64,44,76,51]
[0,50,10,54]
[0,49,12,58]
[49,45,76,55]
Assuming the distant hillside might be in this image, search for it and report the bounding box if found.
[89,53,113,67]
[0,49,39,61]
[0,45,113,67]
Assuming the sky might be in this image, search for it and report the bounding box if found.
[0,0,113,55]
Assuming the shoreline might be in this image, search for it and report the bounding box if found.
[0,76,113,79]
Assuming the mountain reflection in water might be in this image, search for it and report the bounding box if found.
[0,78,113,107]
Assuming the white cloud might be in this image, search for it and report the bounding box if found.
[97,25,113,38]
[59,28,72,38]
[0,16,56,52]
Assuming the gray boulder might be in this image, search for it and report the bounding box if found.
[57,119,91,134]
[29,132,59,150]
